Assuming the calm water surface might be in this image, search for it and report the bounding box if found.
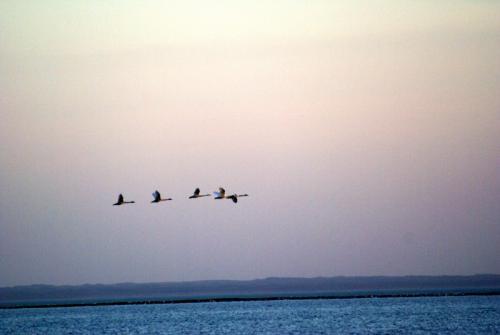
[1,296,499,334]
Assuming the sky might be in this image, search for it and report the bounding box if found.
[1,0,499,286]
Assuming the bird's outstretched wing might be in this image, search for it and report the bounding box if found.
[228,195,238,203]
[194,188,200,196]
[118,194,124,203]
[219,187,225,196]
[153,190,161,201]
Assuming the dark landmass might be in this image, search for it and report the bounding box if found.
[2,290,500,310]
[1,274,499,309]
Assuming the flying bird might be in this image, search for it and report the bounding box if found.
[227,194,249,203]
[113,194,135,206]
[151,190,172,203]
[213,187,226,199]
[189,188,211,199]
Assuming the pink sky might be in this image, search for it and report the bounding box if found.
[1,0,499,286]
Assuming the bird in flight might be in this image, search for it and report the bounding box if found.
[189,188,211,199]
[213,187,226,199]
[227,194,249,203]
[151,190,172,203]
[113,194,135,206]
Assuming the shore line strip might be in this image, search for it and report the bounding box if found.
[2,290,499,310]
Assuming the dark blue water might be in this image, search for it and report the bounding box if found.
[1,296,499,334]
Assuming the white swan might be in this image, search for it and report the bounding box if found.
[113,194,135,206]
[151,190,172,203]
[213,187,226,199]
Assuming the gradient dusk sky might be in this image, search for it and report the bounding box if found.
[1,1,499,286]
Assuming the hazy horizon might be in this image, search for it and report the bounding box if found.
[3,274,500,289]
[1,1,499,286]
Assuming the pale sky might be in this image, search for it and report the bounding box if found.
[1,0,499,286]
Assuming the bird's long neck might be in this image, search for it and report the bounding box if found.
[200,194,210,197]
[238,194,248,197]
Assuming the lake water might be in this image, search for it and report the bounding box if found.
[1,295,499,334]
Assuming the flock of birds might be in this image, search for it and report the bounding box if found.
[113,188,249,206]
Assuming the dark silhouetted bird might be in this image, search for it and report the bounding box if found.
[227,194,249,203]
[189,188,211,199]
[151,190,172,203]
[113,194,135,205]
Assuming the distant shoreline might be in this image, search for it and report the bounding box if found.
[2,289,500,310]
